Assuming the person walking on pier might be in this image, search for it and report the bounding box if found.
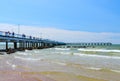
[22,34,26,38]
[5,32,8,36]
[8,31,11,36]
[12,32,15,37]
[5,31,10,37]
[30,36,32,39]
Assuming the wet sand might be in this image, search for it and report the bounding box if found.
[40,71,107,81]
[0,71,108,81]
[0,61,120,81]
[0,71,55,81]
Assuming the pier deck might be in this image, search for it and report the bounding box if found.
[0,31,65,54]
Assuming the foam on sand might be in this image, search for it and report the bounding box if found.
[6,61,17,69]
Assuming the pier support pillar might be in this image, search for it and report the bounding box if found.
[19,42,22,48]
[25,42,28,49]
[34,42,37,49]
[39,43,41,47]
[30,42,32,48]
[40,42,43,48]
[23,42,25,49]
[6,41,8,51]
[14,42,17,49]
[28,42,30,48]
[36,42,38,48]
[32,42,35,48]
[20,42,25,49]
[50,43,53,47]
[45,43,47,48]
[41,43,45,48]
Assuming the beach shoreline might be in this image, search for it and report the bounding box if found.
[0,46,120,81]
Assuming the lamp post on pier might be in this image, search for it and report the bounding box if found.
[18,24,20,35]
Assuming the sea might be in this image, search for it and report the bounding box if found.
[0,44,120,81]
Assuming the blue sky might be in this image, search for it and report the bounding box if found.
[0,0,120,32]
[0,0,120,43]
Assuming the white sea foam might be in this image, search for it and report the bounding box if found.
[73,53,120,59]
[59,52,71,55]
[14,56,42,61]
[6,61,11,65]
[33,50,40,53]
[85,66,120,73]
[6,61,16,69]
[78,49,120,53]
[50,61,67,66]
[16,52,30,55]
[25,50,29,52]
[111,70,120,73]
[54,48,70,51]
[85,67,102,70]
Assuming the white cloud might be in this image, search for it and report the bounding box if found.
[0,23,120,44]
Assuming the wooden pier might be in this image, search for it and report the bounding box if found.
[0,31,65,54]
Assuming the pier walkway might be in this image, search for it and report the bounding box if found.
[0,31,65,54]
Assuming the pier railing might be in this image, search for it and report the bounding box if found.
[0,31,41,40]
[0,31,64,44]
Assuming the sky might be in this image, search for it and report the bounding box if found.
[0,0,120,43]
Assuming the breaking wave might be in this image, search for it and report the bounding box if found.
[73,53,120,59]
[85,66,120,73]
[78,49,120,53]
[54,48,70,51]
[14,56,43,61]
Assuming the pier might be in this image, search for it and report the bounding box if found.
[57,42,112,48]
[0,31,65,54]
